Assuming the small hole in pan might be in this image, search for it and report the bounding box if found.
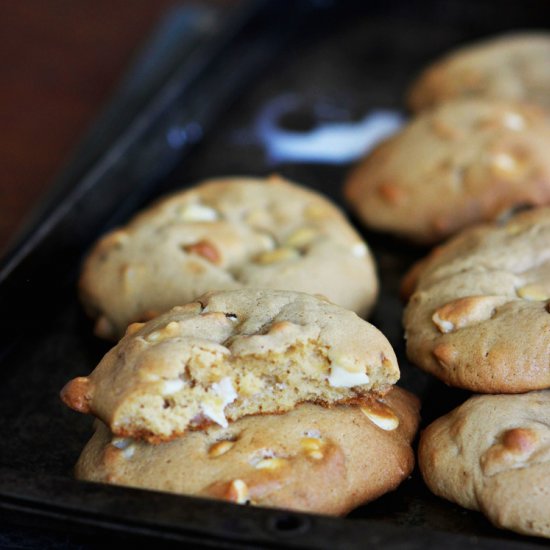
[266,513,310,536]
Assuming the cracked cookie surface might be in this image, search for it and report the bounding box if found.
[75,386,419,516]
[80,175,378,340]
[419,391,550,538]
[403,207,550,393]
[344,99,550,244]
[62,289,400,442]
[408,33,550,112]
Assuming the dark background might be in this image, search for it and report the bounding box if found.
[0,0,234,256]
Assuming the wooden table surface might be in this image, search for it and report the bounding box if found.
[0,0,218,257]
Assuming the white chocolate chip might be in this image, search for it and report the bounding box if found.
[432,312,455,334]
[111,437,132,450]
[432,295,508,334]
[250,449,287,469]
[227,479,250,504]
[517,284,550,301]
[255,247,300,265]
[125,322,145,336]
[178,203,218,222]
[201,377,237,428]
[250,449,274,464]
[112,437,136,459]
[361,404,400,431]
[351,242,367,258]
[502,112,525,131]
[146,331,162,343]
[490,152,519,175]
[208,440,235,458]
[201,402,227,427]
[122,445,136,459]
[146,322,180,343]
[327,351,357,371]
[328,363,369,388]
[254,457,287,470]
[215,377,238,403]
[300,437,325,460]
[161,378,184,395]
[257,233,277,251]
[285,227,317,249]
[492,153,517,172]
[300,438,321,451]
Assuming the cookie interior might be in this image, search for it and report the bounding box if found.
[62,292,399,443]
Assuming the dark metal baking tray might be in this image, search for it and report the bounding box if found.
[1,0,549,547]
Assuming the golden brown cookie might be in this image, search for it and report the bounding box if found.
[80,175,378,340]
[76,387,419,516]
[419,391,550,538]
[344,99,550,244]
[403,207,550,393]
[408,33,550,112]
[62,289,400,443]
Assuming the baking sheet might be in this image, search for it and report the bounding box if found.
[1,1,549,547]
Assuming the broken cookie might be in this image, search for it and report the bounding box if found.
[62,289,400,442]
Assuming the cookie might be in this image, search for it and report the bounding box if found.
[344,98,550,244]
[419,391,550,538]
[61,289,400,442]
[403,207,550,393]
[408,33,550,112]
[75,386,419,516]
[80,175,378,340]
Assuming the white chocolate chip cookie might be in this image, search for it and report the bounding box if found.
[75,387,419,516]
[344,99,550,244]
[419,391,550,538]
[80,175,378,340]
[408,33,550,112]
[403,207,550,393]
[61,289,400,442]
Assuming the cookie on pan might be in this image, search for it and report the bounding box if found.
[403,207,550,393]
[419,390,550,538]
[408,32,550,112]
[76,387,420,516]
[80,175,378,340]
[344,98,550,244]
[62,289,400,443]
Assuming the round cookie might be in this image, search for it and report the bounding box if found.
[408,32,550,113]
[61,289,400,443]
[80,175,378,340]
[344,98,550,244]
[419,391,550,538]
[402,207,550,393]
[75,387,420,516]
